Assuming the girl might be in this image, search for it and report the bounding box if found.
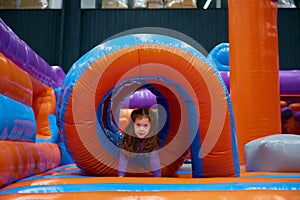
[118,108,161,177]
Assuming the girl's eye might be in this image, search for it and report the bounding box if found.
[135,123,149,128]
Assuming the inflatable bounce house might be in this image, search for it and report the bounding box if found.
[1,0,300,199]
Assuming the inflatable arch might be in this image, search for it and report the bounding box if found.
[58,33,240,177]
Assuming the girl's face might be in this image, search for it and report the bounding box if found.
[134,117,151,139]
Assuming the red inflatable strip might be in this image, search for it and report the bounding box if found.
[0,141,61,188]
[0,53,32,106]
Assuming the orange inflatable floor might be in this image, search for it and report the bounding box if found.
[1,163,300,200]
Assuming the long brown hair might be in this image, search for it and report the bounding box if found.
[122,108,159,154]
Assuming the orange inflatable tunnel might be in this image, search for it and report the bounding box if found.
[58,33,240,178]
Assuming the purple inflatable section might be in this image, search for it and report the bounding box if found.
[279,70,300,95]
[219,71,230,91]
[219,70,300,95]
[122,88,157,108]
[0,18,65,88]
